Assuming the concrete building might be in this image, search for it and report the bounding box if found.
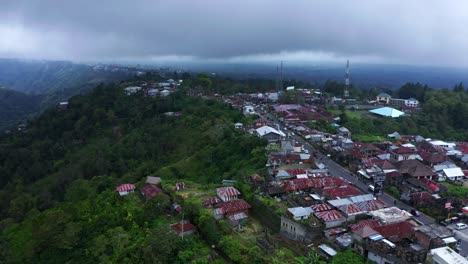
[428,246,468,264]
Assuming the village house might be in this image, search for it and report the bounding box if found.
[336,203,365,221]
[58,101,69,110]
[140,184,163,198]
[216,186,241,202]
[175,182,185,191]
[314,209,346,228]
[413,225,454,251]
[428,246,468,264]
[337,127,351,138]
[394,159,437,180]
[280,216,308,241]
[123,86,142,95]
[256,125,286,141]
[147,88,160,96]
[116,183,136,196]
[213,199,252,225]
[369,207,412,224]
[170,220,196,237]
[287,206,313,221]
[390,146,419,162]
[255,118,268,128]
[376,93,391,104]
[204,196,221,208]
[441,167,465,182]
[146,176,161,185]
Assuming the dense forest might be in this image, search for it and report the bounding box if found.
[0,87,42,129]
[0,82,270,263]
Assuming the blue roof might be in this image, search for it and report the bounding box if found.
[369,107,404,118]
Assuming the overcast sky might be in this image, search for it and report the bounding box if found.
[1,0,468,66]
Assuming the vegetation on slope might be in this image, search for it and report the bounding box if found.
[0,83,267,263]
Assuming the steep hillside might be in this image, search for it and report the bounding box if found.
[0,88,42,129]
[0,83,267,263]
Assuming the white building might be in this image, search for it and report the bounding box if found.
[243,105,256,116]
[124,86,142,95]
[442,167,465,181]
[428,246,468,264]
[287,207,312,221]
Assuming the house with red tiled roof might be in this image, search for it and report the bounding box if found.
[314,210,346,228]
[419,150,449,167]
[216,186,241,202]
[140,184,163,198]
[336,203,365,221]
[170,220,196,237]
[204,196,222,208]
[373,221,416,241]
[349,219,382,231]
[311,177,348,188]
[410,192,436,208]
[311,203,333,212]
[255,118,268,128]
[282,178,313,192]
[355,199,387,212]
[213,199,251,225]
[390,146,419,162]
[116,183,136,196]
[320,185,363,199]
[356,143,381,158]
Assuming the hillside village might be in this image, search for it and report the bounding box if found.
[109,77,468,264]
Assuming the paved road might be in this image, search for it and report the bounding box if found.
[259,111,435,226]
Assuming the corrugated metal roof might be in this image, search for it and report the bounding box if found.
[315,210,345,222]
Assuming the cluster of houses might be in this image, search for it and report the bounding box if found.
[375,93,419,108]
[261,133,468,264]
[123,79,181,97]
[115,176,197,237]
[204,186,252,226]
[227,98,467,262]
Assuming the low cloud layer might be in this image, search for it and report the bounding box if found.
[1,0,468,66]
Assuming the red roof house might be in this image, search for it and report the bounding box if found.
[355,200,387,212]
[373,221,416,241]
[312,177,348,188]
[140,184,163,198]
[321,185,363,199]
[311,203,333,212]
[116,183,136,196]
[204,196,222,208]
[213,199,251,225]
[337,203,365,220]
[349,219,382,231]
[282,178,313,192]
[170,220,196,237]
[314,210,346,228]
[216,186,241,202]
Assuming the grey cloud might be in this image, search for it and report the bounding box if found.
[1,0,468,66]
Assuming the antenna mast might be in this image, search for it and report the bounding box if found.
[344,60,350,98]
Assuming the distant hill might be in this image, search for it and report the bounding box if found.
[0,58,131,95]
[0,88,42,129]
[0,58,136,129]
[176,62,468,90]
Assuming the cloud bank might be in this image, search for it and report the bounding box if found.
[1,0,468,66]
